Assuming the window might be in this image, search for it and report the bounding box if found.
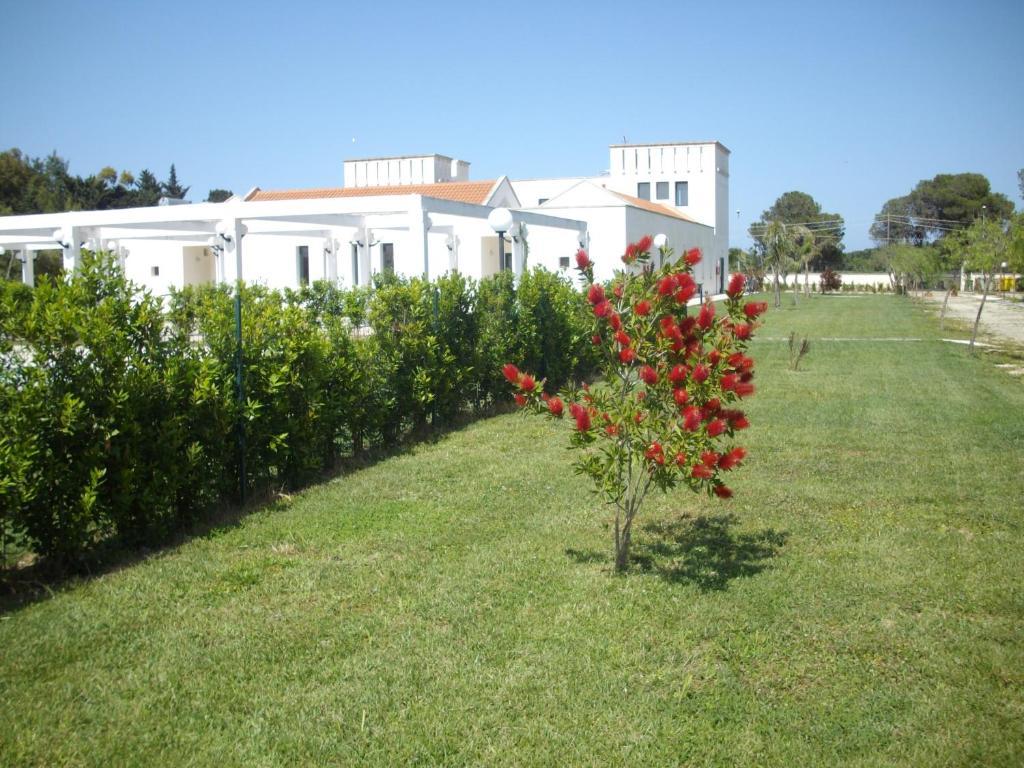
[296,245,310,286]
[150,266,159,276]
[538,198,549,205]
[501,243,516,274]
[675,181,689,206]
[656,181,669,200]
[637,182,651,200]
[351,244,359,286]
[382,243,394,273]
[559,256,570,270]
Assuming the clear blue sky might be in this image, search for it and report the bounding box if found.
[3,0,1021,250]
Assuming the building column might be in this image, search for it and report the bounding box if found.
[411,205,430,279]
[21,248,34,287]
[61,226,81,273]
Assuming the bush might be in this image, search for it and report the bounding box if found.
[820,269,842,292]
[1,254,595,565]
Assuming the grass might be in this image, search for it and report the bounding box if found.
[2,294,1023,766]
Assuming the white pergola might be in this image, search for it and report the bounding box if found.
[0,195,588,287]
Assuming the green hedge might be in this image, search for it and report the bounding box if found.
[0,253,595,565]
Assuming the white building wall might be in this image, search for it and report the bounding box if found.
[624,208,720,294]
[511,177,595,208]
[605,142,728,276]
[343,155,469,188]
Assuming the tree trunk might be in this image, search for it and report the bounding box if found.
[969,272,991,354]
[939,286,953,330]
[615,516,633,572]
[804,260,810,296]
[773,269,781,308]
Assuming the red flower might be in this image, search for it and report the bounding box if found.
[609,312,622,331]
[575,249,591,269]
[605,424,619,436]
[713,485,733,499]
[502,363,520,384]
[619,348,637,364]
[594,300,612,318]
[634,411,645,424]
[657,275,677,296]
[636,390,646,401]
[731,414,750,430]
[708,349,721,367]
[592,334,602,345]
[726,272,746,298]
[613,283,624,299]
[682,406,702,432]
[587,284,606,305]
[520,374,536,392]
[691,364,709,383]
[701,451,720,467]
[634,299,652,316]
[669,364,689,384]
[705,398,721,413]
[718,446,746,470]
[743,301,768,319]
[721,373,739,391]
[734,323,753,340]
[697,302,715,330]
[645,442,664,464]
[691,463,714,480]
[622,243,639,264]
[514,393,527,407]
[734,381,755,398]
[614,330,631,347]
[707,418,726,437]
[684,247,702,266]
[547,396,564,417]
[570,402,591,431]
[673,387,689,406]
[639,365,658,385]
[674,284,696,304]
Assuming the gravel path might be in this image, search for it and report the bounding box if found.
[924,292,1024,347]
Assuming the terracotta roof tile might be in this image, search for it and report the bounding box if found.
[610,191,702,224]
[246,180,496,205]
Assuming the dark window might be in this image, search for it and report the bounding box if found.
[538,198,549,205]
[499,238,512,271]
[675,181,688,206]
[151,266,159,276]
[559,256,570,270]
[656,181,669,200]
[382,243,395,273]
[637,182,651,200]
[351,244,359,286]
[297,246,310,286]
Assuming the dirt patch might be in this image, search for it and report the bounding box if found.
[924,292,1024,347]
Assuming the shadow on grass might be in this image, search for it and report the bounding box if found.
[0,403,513,616]
[633,513,787,590]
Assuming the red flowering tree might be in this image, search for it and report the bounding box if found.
[504,237,765,571]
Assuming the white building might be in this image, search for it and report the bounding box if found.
[0,142,730,296]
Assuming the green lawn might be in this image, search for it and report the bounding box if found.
[2,295,1022,766]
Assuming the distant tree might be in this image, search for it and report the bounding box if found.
[1018,168,1023,201]
[843,248,888,272]
[872,173,1014,246]
[959,218,1009,352]
[134,169,163,206]
[757,220,801,308]
[162,164,189,199]
[752,191,845,270]
[205,189,233,203]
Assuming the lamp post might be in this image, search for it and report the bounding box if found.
[217,219,247,503]
[488,207,514,273]
[653,233,668,269]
